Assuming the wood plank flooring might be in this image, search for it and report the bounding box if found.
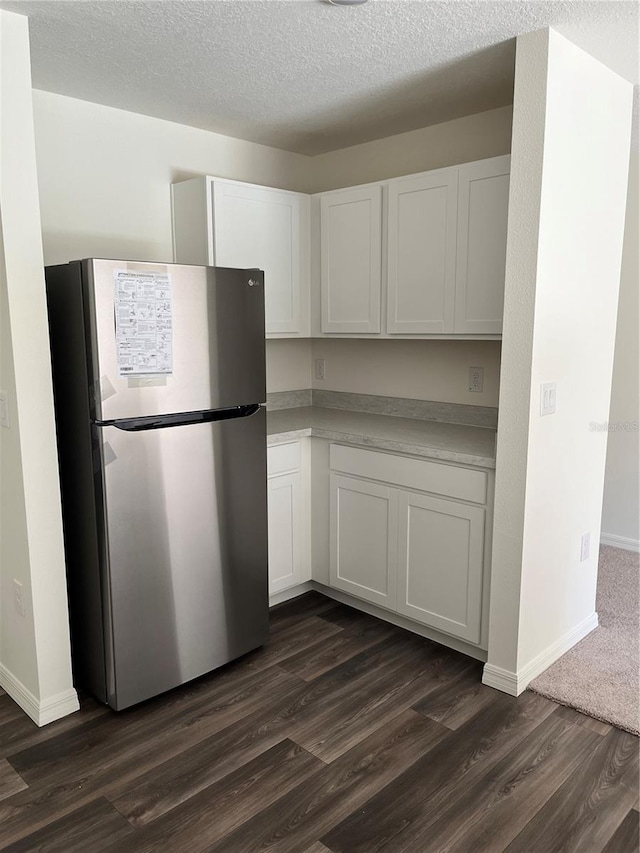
[0,592,637,852]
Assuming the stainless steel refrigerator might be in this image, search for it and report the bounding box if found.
[45,259,268,710]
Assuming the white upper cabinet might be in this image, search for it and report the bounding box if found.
[173,156,509,341]
[387,170,458,334]
[171,177,310,337]
[320,185,382,334]
[317,156,509,338]
[212,182,305,335]
[454,156,510,334]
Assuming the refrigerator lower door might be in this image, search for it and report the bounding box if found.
[96,407,268,710]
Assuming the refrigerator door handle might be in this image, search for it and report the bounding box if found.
[95,404,262,432]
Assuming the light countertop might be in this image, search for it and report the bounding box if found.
[267,406,497,469]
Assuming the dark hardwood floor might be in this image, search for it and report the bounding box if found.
[0,592,637,852]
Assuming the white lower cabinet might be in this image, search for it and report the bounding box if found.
[396,491,485,644]
[268,472,303,594]
[329,473,398,609]
[267,441,310,595]
[328,444,490,645]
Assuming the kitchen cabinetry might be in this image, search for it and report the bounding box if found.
[171,176,310,337]
[329,443,488,644]
[320,185,382,333]
[386,170,458,334]
[267,440,311,594]
[454,157,510,334]
[316,155,510,337]
[329,473,397,609]
[396,490,484,643]
[172,156,508,340]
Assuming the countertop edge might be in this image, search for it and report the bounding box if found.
[267,425,496,469]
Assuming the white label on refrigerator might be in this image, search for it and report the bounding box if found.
[114,270,173,376]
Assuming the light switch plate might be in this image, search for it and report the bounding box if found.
[540,382,557,416]
[580,532,590,562]
[13,579,25,617]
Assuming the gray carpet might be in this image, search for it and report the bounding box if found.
[529,545,639,735]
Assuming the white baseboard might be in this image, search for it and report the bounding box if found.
[269,580,487,661]
[0,663,79,727]
[600,533,640,553]
[310,583,488,662]
[37,688,81,726]
[269,581,315,607]
[482,664,519,696]
[483,611,599,697]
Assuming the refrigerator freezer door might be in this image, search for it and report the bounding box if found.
[96,407,268,709]
[86,260,266,421]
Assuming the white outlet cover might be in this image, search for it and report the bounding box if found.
[540,382,557,416]
[0,391,9,428]
[468,367,484,393]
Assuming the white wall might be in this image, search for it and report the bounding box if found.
[266,339,312,393]
[0,265,38,697]
[310,106,513,192]
[310,339,501,406]
[485,29,633,693]
[33,90,311,267]
[267,336,502,408]
[0,12,77,724]
[601,146,640,549]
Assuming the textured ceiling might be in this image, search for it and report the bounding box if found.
[1,0,638,155]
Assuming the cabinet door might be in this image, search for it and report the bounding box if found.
[387,171,458,334]
[454,156,510,334]
[329,473,397,608]
[397,491,484,643]
[212,181,303,335]
[267,472,302,594]
[320,186,382,333]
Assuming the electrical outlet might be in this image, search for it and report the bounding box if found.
[314,358,326,381]
[13,579,25,617]
[580,532,590,563]
[469,367,484,393]
[0,391,9,429]
[540,382,557,416]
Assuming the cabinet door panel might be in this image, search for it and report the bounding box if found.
[321,187,382,333]
[268,472,301,594]
[330,474,397,608]
[397,491,484,643]
[212,182,302,335]
[455,156,510,334]
[387,171,458,334]
[330,443,487,505]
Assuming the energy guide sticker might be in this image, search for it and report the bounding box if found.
[114,270,173,376]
